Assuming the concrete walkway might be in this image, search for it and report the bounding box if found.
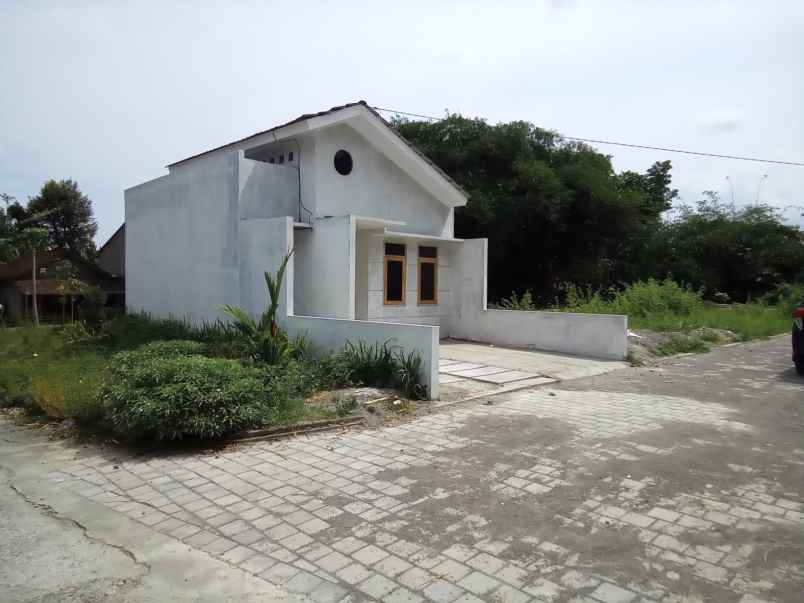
[438,340,627,402]
[2,337,802,602]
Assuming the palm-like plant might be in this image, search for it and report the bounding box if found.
[219,249,294,364]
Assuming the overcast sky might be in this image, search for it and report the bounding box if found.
[2,1,803,245]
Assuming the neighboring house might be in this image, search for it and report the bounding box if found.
[0,249,123,323]
[126,101,627,397]
[97,224,125,278]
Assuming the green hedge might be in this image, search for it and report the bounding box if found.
[100,347,271,440]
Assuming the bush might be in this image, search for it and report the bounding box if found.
[655,334,711,356]
[343,340,397,387]
[396,350,427,400]
[499,289,537,311]
[135,339,207,358]
[560,279,703,318]
[95,312,234,350]
[80,285,107,328]
[100,350,272,440]
[340,340,427,399]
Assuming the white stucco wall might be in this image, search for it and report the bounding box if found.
[239,217,294,319]
[361,234,456,328]
[312,124,452,237]
[238,156,299,221]
[449,239,628,360]
[125,153,241,323]
[284,315,440,400]
[293,215,355,319]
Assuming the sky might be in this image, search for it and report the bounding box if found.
[2,0,803,245]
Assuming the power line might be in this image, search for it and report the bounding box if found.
[372,106,804,167]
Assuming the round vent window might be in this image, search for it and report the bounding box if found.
[334,149,353,175]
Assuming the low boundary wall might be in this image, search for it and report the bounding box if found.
[451,309,628,360]
[284,315,440,399]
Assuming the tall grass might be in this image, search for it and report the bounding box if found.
[555,278,795,340]
[0,326,106,421]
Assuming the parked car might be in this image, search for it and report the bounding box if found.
[794,301,804,375]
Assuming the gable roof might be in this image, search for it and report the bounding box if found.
[0,249,114,282]
[167,100,468,203]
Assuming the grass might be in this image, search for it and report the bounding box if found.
[0,326,107,421]
[553,279,795,341]
[629,304,791,341]
[654,334,711,356]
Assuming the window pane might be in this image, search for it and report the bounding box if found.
[419,246,437,258]
[385,243,406,256]
[420,261,436,301]
[387,260,404,301]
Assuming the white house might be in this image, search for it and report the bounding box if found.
[125,101,627,398]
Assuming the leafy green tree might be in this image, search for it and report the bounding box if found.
[393,115,675,303]
[24,179,98,257]
[654,193,804,300]
[0,193,27,262]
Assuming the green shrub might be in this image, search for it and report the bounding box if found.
[343,340,397,387]
[80,285,108,328]
[655,334,711,356]
[135,339,207,357]
[561,279,703,318]
[499,289,537,311]
[396,350,427,400]
[101,351,272,440]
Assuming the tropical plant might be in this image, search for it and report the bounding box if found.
[395,349,427,400]
[343,340,397,387]
[218,250,298,364]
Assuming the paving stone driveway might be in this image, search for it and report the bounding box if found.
[50,338,803,602]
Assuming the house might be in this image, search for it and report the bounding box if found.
[97,224,125,279]
[0,249,123,323]
[126,101,627,397]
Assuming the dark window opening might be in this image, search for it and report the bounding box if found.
[385,243,406,256]
[419,246,437,258]
[384,242,406,305]
[419,261,436,303]
[288,151,294,162]
[279,154,285,164]
[334,149,353,175]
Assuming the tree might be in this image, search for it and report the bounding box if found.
[654,193,804,300]
[15,227,49,326]
[393,115,676,303]
[0,193,27,262]
[25,179,98,257]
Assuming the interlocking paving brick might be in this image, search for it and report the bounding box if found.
[260,561,299,585]
[50,368,804,603]
[422,578,464,603]
[466,552,506,574]
[317,551,352,573]
[458,571,500,595]
[336,563,372,585]
[375,554,413,578]
[399,566,434,590]
[353,543,390,565]
[358,573,398,598]
[432,558,471,582]
[589,581,637,602]
[386,586,425,603]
